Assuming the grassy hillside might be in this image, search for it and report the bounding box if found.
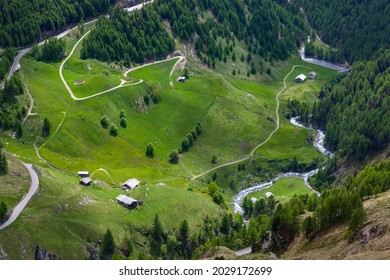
[0,21,340,259]
[247,177,313,205]
[0,166,221,259]
[0,152,30,209]
[281,190,390,260]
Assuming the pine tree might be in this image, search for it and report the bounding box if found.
[151,214,163,258]
[146,143,155,158]
[41,117,51,137]
[15,120,23,139]
[179,220,189,258]
[100,229,115,260]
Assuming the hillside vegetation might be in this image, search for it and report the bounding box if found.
[0,0,116,47]
[81,0,308,66]
[282,189,390,260]
[311,50,390,161]
[297,0,390,62]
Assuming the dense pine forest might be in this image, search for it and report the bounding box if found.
[81,0,308,66]
[311,50,390,161]
[0,0,116,47]
[81,6,175,64]
[0,73,25,132]
[297,0,390,62]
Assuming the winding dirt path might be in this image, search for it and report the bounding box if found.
[191,65,308,180]
[59,30,143,101]
[60,29,185,101]
[90,168,117,185]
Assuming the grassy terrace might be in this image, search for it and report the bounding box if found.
[247,177,313,205]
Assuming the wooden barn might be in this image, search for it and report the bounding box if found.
[116,195,139,209]
[79,177,92,186]
[122,178,140,190]
[295,74,306,82]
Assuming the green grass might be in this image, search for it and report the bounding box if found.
[0,153,31,209]
[0,167,221,259]
[254,117,323,162]
[247,177,313,204]
[0,28,340,259]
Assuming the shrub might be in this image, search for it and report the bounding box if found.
[109,123,118,136]
[146,143,155,158]
[169,150,179,164]
[120,117,127,128]
[100,115,108,129]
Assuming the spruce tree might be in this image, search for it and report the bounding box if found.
[100,229,115,260]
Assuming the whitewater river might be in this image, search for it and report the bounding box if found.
[299,46,350,72]
[232,117,334,215]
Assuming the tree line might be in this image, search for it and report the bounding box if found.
[0,0,116,48]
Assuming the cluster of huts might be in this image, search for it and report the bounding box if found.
[294,71,316,82]
[250,191,274,204]
[77,170,142,210]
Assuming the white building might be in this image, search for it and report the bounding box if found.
[122,178,140,190]
[295,74,306,82]
[265,192,274,199]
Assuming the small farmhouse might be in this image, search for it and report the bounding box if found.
[265,192,274,199]
[308,71,317,79]
[250,197,258,204]
[177,76,186,83]
[116,194,139,209]
[80,177,92,186]
[295,74,306,82]
[77,171,89,177]
[122,178,140,190]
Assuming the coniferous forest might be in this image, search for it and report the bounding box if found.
[297,0,390,62]
[81,6,175,65]
[0,0,116,47]
[81,0,308,66]
[311,50,390,161]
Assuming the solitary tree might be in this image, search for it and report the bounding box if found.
[109,123,118,136]
[119,109,126,119]
[41,117,51,137]
[211,155,217,164]
[151,214,163,257]
[100,115,108,129]
[169,150,179,164]
[179,220,189,258]
[120,117,127,128]
[100,229,115,260]
[146,143,155,158]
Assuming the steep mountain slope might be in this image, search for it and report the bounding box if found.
[282,189,390,260]
[296,0,390,62]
